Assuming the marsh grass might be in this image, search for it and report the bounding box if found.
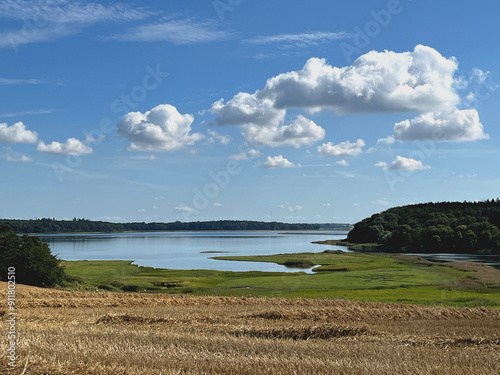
[59,253,500,307]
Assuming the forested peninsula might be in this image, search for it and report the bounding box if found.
[0,219,327,234]
[346,200,500,255]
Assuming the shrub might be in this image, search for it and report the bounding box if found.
[283,259,314,268]
[0,225,65,287]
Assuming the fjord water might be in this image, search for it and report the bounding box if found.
[38,231,500,272]
[38,231,347,273]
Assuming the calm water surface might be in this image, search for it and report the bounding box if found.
[38,231,347,273]
[37,231,500,272]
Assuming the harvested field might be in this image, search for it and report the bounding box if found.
[1,282,499,374]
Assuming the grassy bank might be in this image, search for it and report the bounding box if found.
[61,252,500,307]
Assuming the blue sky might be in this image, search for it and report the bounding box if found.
[1,0,500,224]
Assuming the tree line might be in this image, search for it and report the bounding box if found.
[0,218,321,234]
[347,200,500,254]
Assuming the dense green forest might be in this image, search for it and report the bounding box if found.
[0,218,322,234]
[347,200,500,254]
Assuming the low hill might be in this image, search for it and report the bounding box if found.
[347,200,500,254]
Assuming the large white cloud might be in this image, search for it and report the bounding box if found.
[317,139,365,156]
[117,104,204,152]
[394,109,488,141]
[0,121,38,143]
[244,115,325,148]
[211,45,485,145]
[211,92,324,147]
[265,45,459,113]
[37,137,93,155]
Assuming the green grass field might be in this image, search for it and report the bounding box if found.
[61,251,500,307]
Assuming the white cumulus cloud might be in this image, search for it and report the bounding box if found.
[244,115,325,148]
[336,159,349,166]
[212,45,486,145]
[265,45,459,114]
[211,92,285,127]
[0,121,38,143]
[375,161,388,170]
[37,137,93,155]
[229,148,261,160]
[388,156,430,171]
[318,139,365,156]
[262,155,298,169]
[393,109,488,141]
[117,104,204,152]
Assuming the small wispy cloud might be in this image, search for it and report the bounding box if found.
[0,109,56,118]
[245,31,351,47]
[6,154,33,162]
[205,130,231,145]
[108,18,229,44]
[174,205,194,213]
[280,203,303,213]
[0,78,41,85]
[372,199,390,207]
[0,1,152,48]
[336,159,349,167]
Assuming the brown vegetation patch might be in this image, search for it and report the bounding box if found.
[247,304,500,323]
[448,261,500,286]
[95,313,177,325]
[393,255,433,266]
[233,325,369,340]
[394,336,500,349]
